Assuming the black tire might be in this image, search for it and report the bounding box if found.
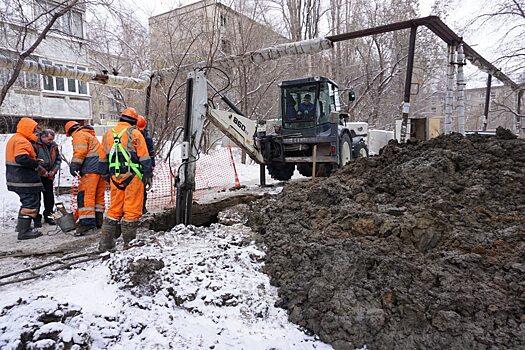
[297,163,312,177]
[267,163,295,181]
[353,141,369,159]
[340,133,352,166]
[297,163,332,177]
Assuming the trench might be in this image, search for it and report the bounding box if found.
[141,193,263,231]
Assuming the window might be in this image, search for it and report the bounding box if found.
[55,64,65,91]
[66,65,76,92]
[41,60,88,95]
[71,11,83,37]
[36,1,84,38]
[99,113,106,120]
[42,60,54,91]
[77,67,88,94]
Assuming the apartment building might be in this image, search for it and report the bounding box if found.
[424,85,517,131]
[0,0,91,132]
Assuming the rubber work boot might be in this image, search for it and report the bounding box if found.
[98,218,118,252]
[17,215,43,240]
[34,214,42,228]
[44,215,56,225]
[121,221,139,250]
[114,224,121,239]
[95,212,104,229]
[76,224,97,236]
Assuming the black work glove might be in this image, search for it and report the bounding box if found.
[69,163,81,177]
[143,176,153,191]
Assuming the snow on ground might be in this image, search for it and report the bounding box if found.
[0,224,332,349]
[0,135,300,223]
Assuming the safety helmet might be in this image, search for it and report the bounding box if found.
[65,121,80,137]
[136,115,147,131]
[121,107,139,120]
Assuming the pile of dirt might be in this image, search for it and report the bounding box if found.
[248,130,525,349]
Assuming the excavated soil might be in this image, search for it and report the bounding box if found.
[248,129,525,350]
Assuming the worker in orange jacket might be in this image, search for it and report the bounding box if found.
[5,117,46,240]
[65,121,106,235]
[98,107,153,251]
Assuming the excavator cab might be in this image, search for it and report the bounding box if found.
[279,76,341,130]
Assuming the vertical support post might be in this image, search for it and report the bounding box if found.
[259,164,266,187]
[482,74,492,131]
[176,76,194,225]
[517,89,524,136]
[175,69,208,225]
[312,145,317,178]
[444,44,456,134]
[456,44,466,135]
[144,75,153,118]
[400,25,417,142]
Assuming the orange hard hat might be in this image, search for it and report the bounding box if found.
[65,121,80,137]
[121,107,139,120]
[136,115,147,130]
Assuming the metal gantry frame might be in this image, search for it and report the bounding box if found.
[1,16,521,137]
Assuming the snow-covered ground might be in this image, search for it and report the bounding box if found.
[0,134,323,349]
[0,224,332,349]
[0,135,303,222]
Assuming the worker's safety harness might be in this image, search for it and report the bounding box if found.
[108,127,142,190]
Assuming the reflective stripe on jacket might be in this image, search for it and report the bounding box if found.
[71,126,102,175]
[99,121,152,178]
[5,118,43,193]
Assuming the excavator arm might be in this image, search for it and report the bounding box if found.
[175,69,264,224]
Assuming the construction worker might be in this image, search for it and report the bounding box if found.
[98,107,153,251]
[136,115,155,213]
[5,117,46,240]
[65,121,106,234]
[34,129,61,226]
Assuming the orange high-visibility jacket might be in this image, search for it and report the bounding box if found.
[70,126,102,176]
[5,118,44,193]
[99,121,152,179]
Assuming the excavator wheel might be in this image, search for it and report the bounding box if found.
[353,140,369,159]
[340,133,353,166]
[267,163,295,181]
[297,163,332,177]
[297,163,312,177]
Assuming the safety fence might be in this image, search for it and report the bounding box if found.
[68,147,238,215]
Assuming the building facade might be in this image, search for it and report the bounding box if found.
[0,0,91,132]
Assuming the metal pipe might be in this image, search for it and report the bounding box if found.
[0,54,151,90]
[517,89,524,136]
[444,44,456,134]
[482,74,492,131]
[456,44,466,135]
[400,25,417,142]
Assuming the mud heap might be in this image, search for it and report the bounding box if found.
[249,129,525,350]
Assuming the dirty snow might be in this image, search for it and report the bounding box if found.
[0,224,332,349]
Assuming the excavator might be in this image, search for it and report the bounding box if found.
[175,69,369,224]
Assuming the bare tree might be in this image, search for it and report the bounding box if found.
[470,0,525,79]
[87,5,149,123]
[0,0,118,107]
